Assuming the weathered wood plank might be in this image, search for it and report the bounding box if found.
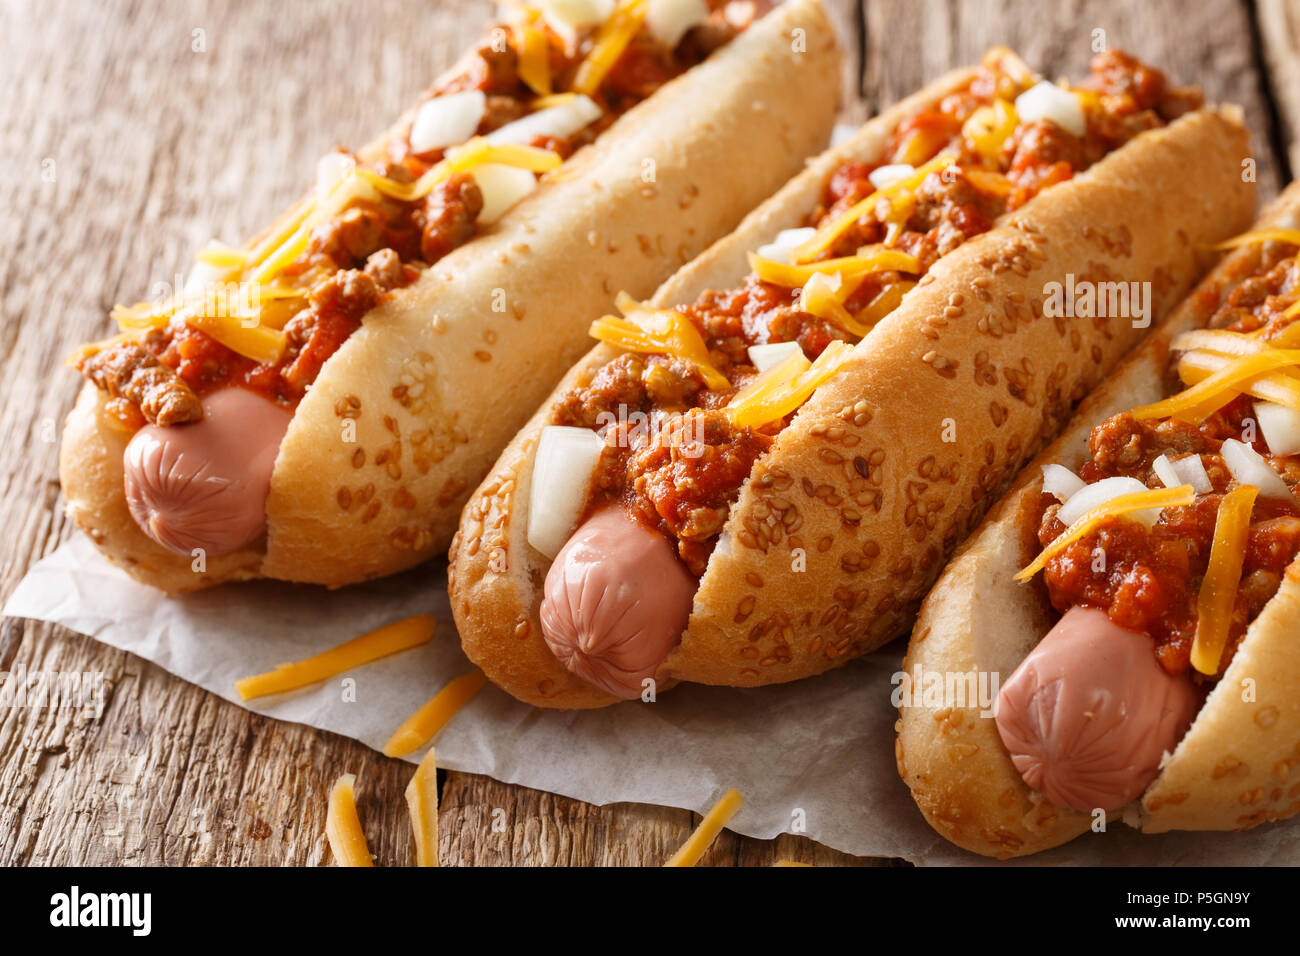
[1258,0,1300,178]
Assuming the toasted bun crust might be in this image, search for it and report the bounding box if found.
[898,183,1300,858]
[59,0,841,593]
[451,50,1256,708]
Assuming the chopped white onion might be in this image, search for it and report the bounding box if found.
[868,163,915,190]
[183,260,228,298]
[1151,454,1182,491]
[1172,454,1213,494]
[538,0,616,49]
[1057,476,1159,528]
[1040,463,1085,502]
[748,341,802,373]
[1221,438,1293,500]
[646,0,709,48]
[470,163,538,224]
[755,227,816,263]
[1014,80,1086,137]
[315,152,356,204]
[409,90,486,155]
[1254,401,1300,457]
[485,94,602,147]
[527,426,607,559]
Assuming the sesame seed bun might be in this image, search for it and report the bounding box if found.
[59,0,842,592]
[898,184,1300,859]
[450,53,1255,709]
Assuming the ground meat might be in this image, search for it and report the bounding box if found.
[481,95,526,132]
[625,408,774,575]
[905,169,1001,262]
[362,247,404,291]
[554,354,652,429]
[470,41,518,93]
[309,203,387,268]
[415,173,484,264]
[78,342,203,426]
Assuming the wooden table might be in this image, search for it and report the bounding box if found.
[2,0,1297,867]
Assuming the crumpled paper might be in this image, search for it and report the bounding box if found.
[5,533,1298,864]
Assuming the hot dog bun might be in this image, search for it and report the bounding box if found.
[897,182,1300,858]
[450,50,1256,709]
[60,0,842,592]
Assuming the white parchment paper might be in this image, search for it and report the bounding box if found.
[5,533,1298,864]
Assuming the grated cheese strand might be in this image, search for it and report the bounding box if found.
[234,614,436,700]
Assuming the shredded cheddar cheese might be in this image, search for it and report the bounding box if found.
[325,774,373,867]
[962,98,1018,162]
[799,273,872,337]
[791,155,955,264]
[382,669,488,758]
[572,0,648,96]
[357,138,561,203]
[515,19,552,96]
[1177,350,1300,415]
[195,242,249,270]
[405,747,440,867]
[1132,348,1300,422]
[727,339,852,428]
[663,788,744,867]
[772,860,814,867]
[187,313,287,365]
[1210,228,1300,251]
[590,293,730,389]
[747,248,921,289]
[234,614,436,700]
[1016,485,1196,582]
[1190,484,1258,675]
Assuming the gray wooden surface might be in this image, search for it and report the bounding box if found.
[0,0,1295,866]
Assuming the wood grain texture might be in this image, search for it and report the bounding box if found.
[0,0,1291,867]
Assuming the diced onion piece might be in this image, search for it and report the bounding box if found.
[471,163,538,224]
[528,425,607,558]
[316,152,356,204]
[1172,454,1213,494]
[1040,463,1085,502]
[755,227,816,264]
[409,90,487,155]
[1058,476,1159,528]
[868,164,915,190]
[485,94,602,147]
[1152,453,1182,491]
[646,0,709,47]
[748,341,803,373]
[1220,438,1293,499]
[183,261,231,299]
[1255,400,1300,457]
[539,0,616,49]
[1014,80,1085,137]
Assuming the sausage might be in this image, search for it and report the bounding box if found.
[994,606,1201,813]
[123,387,292,556]
[539,506,696,699]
